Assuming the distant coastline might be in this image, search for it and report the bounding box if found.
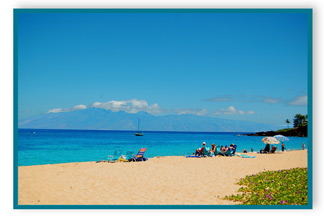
[244,125,307,137]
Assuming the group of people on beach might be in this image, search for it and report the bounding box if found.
[194,142,236,157]
[194,141,305,157]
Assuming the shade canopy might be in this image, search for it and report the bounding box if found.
[274,135,289,142]
[262,136,280,144]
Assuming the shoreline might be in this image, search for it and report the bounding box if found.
[18,150,307,205]
[18,149,307,167]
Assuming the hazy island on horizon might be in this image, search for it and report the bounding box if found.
[18,108,279,132]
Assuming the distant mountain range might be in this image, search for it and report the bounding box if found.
[18,108,277,132]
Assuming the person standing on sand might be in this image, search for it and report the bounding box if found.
[302,143,305,150]
[281,142,285,152]
[251,147,253,152]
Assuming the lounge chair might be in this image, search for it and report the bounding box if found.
[214,145,221,156]
[270,146,277,154]
[107,150,123,162]
[202,146,210,157]
[218,149,226,156]
[231,145,238,155]
[129,148,148,162]
[225,148,232,156]
[118,150,135,162]
[260,144,270,154]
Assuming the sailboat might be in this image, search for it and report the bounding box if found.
[135,119,144,136]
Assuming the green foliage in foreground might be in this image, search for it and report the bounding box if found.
[224,168,308,205]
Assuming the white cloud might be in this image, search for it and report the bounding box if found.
[174,108,208,116]
[262,97,282,104]
[48,104,87,113]
[47,100,256,117]
[288,95,307,106]
[47,108,63,113]
[73,104,87,110]
[213,106,255,115]
[48,99,162,115]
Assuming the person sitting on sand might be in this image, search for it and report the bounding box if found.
[208,143,216,157]
[243,149,247,153]
[195,142,206,156]
[218,145,225,156]
[229,143,236,151]
[224,145,228,152]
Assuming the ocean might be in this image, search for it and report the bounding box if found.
[17,129,308,166]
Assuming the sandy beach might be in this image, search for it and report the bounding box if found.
[18,150,307,205]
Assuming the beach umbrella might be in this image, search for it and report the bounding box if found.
[262,136,280,144]
[274,135,289,142]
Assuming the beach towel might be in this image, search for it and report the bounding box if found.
[240,155,256,158]
[186,155,200,158]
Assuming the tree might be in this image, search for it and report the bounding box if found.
[293,114,307,128]
[286,119,291,128]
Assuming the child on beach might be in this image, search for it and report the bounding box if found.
[195,142,206,156]
[281,142,285,152]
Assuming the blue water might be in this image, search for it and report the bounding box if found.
[17,129,308,166]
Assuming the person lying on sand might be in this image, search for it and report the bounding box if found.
[195,142,206,156]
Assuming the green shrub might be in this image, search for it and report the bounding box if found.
[224,168,308,205]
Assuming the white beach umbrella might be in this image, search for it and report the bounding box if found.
[274,135,289,142]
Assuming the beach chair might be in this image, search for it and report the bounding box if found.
[225,149,232,156]
[107,150,122,162]
[118,150,135,162]
[129,148,148,162]
[214,145,221,156]
[270,146,277,154]
[202,146,210,157]
[231,145,238,155]
[260,144,270,154]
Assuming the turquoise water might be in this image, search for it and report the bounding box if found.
[17,129,308,166]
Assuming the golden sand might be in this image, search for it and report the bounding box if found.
[18,150,307,205]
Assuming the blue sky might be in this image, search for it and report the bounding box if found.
[17,11,309,127]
